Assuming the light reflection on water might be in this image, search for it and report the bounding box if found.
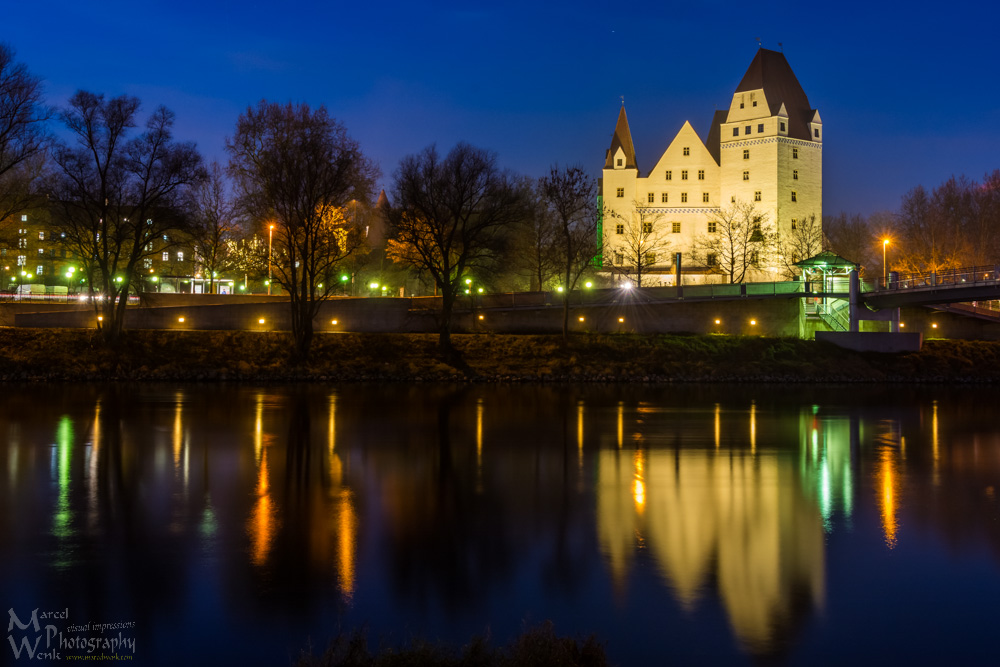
[2,384,1000,665]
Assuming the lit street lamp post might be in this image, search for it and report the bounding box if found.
[883,239,889,284]
[268,224,274,296]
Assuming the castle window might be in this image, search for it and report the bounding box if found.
[753,100,757,107]
[792,148,798,159]
[672,222,681,233]
[733,127,739,137]
[683,147,690,156]
[616,223,624,235]
[743,149,750,160]
[616,187,624,198]
[17,255,25,266]
[754,191,762,202]
[614,252,623,265]
[681,192,688,203]
[21,214,27,222]
[681,170,688,180]
[791,191,797,202]
[780,121,786,132]
[707,221,717,233]
[745,125,751,135]
[702,192,709,203]
[757,123,764,133]
[36,265,44,275]
[793,170,798,180]
[177,251,184,262]
[739,102,744,109]
[707,253,718,266]
[37,248,44,255]
[38,231,44,240]
[665,170,672,180]
[698,169,705,180]
[743,171,749,181]
[750,250,760,267]
[648,192,655,203]
[731,196,736,203]
[645,252,656,264]
[617,158,622,167]
[661,193,668,203]
[642,222,653,234]
[791,218,798,230]
[162,251,169,261]
[814,128,820,138]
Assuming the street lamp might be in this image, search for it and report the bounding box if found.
[268,224,274,295]
[882,239,889,284]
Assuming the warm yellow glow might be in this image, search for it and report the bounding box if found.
[331,319,338,325]
[577,401,585,469]
[632,450,646,511]
[178,317,185,323]
[750,401,757,453]
[715,319,721,325]
[883,239,889,247]
[248,448,277,566]
[932,400,939,478]
[618,317,625,323]
[478,314,484,320]
[714,403,721,449]
[750,319,757,326]
[258,318,265,324]
[877,448,899,549]
[336,492,357,599]
[932,323,938,329]
[476,398,484,466]
[173,400,183,468]
[97,316,103,322]
[579,316,585,322]
[900,322,905,327]
[254,394,263,461]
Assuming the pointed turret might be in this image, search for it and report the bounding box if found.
[604,105,639,171]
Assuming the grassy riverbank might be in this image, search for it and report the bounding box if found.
[2,328,1000,382]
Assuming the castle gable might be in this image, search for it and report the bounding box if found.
[648,121,715,177]
[728,48,815,141]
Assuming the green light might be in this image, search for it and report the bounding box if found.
[340,275,349,282]
[54,415,74,538]
[369,282,379,289]
[464,289,470,294]
[239,284,246,291]
[151,276,158,282]
[477,287,483,293]
[585,281,593,288]
[465,278,472,285]
[317,283,323,288]
[556,286,564,293]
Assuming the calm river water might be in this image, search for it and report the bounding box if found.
[2,383,999,665]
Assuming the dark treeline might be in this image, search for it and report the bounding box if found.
[826,171,1000,278]
[0,43,600,358]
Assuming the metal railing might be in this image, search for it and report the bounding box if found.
[815,299,850,332]
[865,265,1000,292]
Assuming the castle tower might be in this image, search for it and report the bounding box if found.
[718,48,822,238]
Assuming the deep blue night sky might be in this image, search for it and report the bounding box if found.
[6,0,999,215]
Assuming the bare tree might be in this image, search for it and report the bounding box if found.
[188,162,238,293]
[508,180,560,291]
[604,203,670,287]
[227,101,378,360]
[0,43,50,240]
[389,142,528,352]
[51,91,204,342]
[776,213,824,278]
[539,165,599,338]
[895,184,966,274]
[691,201,772,284]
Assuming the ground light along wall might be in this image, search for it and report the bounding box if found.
[13,297,805,337]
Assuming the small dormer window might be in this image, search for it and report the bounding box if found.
[757,124,764,133]
[780,121,786,132]
[617,158,622,166]
[740,102,744,109]
[814,128,820,138]
[733,127,739,137]
[745,125,751,134]
[752,101,757,107]
[683,147,690,156]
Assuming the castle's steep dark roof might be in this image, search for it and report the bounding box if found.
[604,105,638,170]
[736,48,816,141]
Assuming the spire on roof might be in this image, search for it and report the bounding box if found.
[604,105,639,170]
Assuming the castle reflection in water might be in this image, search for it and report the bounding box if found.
[1,385,998,664]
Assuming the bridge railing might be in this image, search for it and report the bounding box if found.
[865,265,1000,292]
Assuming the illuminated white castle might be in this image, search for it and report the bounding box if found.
[601,48,822,284]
